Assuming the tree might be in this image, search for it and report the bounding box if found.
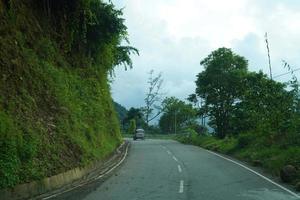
[128,119,136,135]
[113,101,128,131]
[123,107,145,129]
[187,94,198,105]
[230,71,294,136]
[159,97,197,134]
[195,48,248,138]
[187,93,206,126]
[143,70,164,126]
[113,101,127,122]
[35,0,139,70]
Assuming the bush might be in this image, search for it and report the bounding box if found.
[237,132,255,149]
[0,112,21,188]
[176,130,238,154]
[218,137,238,154]
[188,124,208,135]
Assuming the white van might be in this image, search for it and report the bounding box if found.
[133,129,145,140]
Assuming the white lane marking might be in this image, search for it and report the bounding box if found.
[167,150,172,155]
[43,144,129,200]
[206,150,300,199]
[178,165,182,173]
[172,156,178,162]
[179,180,184,193]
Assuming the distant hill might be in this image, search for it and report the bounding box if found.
[113,101,128,122]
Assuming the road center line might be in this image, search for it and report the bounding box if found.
[178,165,182,173]
[206,149,300,198]
[172,156,178,162]
[179,180,184,193]
[167,150,172,155]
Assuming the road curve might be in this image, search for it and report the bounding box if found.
[53,139,299,200]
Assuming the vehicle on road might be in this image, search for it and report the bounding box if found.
[133,129,145,140]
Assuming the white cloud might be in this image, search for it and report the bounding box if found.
[111,0,300,109]
[158,0,256,47]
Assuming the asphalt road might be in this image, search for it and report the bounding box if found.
[54,139,299,200]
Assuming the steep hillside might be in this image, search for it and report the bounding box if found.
[113,101,128,123]
[0,0,136,189]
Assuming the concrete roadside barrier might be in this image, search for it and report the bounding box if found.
[1,141,129,200]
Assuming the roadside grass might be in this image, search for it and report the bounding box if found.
[176,130,300,189]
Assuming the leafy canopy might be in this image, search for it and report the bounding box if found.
[196,48,248,138]
[159,97,197,134]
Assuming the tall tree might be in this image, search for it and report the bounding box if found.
[113,101,127,122]
[230,71,294,136]
[143,70,164,126]
[195,48,248,138]
[187,93,206,126]
[123,107,145,128]
[159,97,197,134]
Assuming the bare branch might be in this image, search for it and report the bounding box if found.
[144,70,165,125]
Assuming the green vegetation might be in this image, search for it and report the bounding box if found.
[176,131,300,186]
[194,48,298,140]
[122,107,146,132]
[177,47,300,189]
[114,102,128,121]
[128,119,136,135]
[159,97,197,134]
[196,47,248,138]
[0,0,136,189]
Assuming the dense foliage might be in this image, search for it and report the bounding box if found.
[122,107,146,132]
[127,119,136,135]
[196,48,248,138]
[0,0,136,189]
[195,48,299,140]
[180,47,300,188]
[113,101,128,123]
[159,97,197,134]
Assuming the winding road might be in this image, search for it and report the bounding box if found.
[53,139,299,200]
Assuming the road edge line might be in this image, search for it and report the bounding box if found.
[206,149,300,199]
[96,142,129,179]
[42,141,130,200]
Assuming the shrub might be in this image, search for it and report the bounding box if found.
[237,132,255,149]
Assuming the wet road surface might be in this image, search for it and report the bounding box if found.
[53,139,299,200]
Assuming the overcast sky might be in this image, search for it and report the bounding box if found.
[110,0,300,109]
